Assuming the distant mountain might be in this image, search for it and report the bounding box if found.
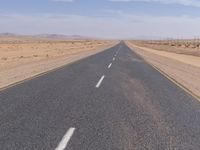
[131,35,172,40]
[0,32,19,37]
[34,34,89,40]
[0,33,93,40]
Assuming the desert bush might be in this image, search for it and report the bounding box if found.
[1,57,7,60]
[33,55,38,57]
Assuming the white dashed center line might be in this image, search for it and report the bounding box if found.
[117,46,121,53]
[55,127,75,150]
[96,75,105,88]
[96,46,121,88]
[108,63,112,69]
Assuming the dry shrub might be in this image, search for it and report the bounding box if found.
[1,57,7,60]
[33,55,38,57]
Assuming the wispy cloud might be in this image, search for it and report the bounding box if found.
[109,0,200,7]
[0,12,200,39]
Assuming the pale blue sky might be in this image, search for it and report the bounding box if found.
[0,0,200,39]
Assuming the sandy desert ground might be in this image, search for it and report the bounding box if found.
[0,36,116,89]
[133,40,200,56]
[127,41,200,99]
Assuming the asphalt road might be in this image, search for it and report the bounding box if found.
[1,42,200,150]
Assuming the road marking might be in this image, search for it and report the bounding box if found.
[113,57,115,61]
[55,127,75,150]
[108,63,112,69]
[96,75,105,88]
[118,45,121,52]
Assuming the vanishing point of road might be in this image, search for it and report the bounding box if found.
[1,42,200,149]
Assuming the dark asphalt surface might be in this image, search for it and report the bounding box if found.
[1,42,200,150]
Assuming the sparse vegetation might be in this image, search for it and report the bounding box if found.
[136,38,200,49]
[0,37,114,72]
[130,38,200,57]
[1,57,7,60]
[33,55,38,57]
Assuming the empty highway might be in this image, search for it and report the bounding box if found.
[1,42,200,149]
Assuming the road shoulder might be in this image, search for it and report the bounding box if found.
[126,41,200,101]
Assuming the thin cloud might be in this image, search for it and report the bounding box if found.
[0,12,200,39]
[109,0,200,7]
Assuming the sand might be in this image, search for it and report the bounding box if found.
[0,37,117,89]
